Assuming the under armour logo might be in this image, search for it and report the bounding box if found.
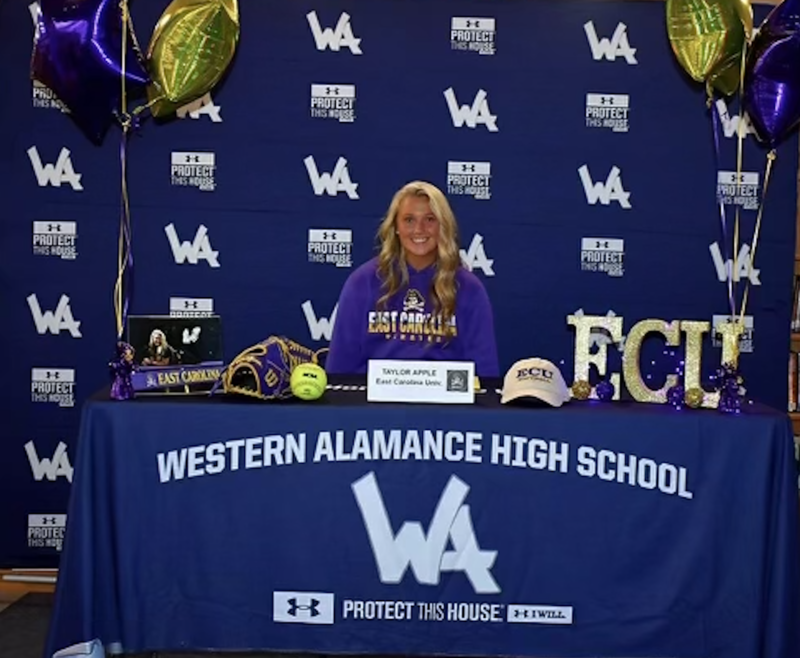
[273,591,334,625]
[323,231,337,240]
[185,154,201,163]
[514,609,531,618]
[466,19,480,28]
[287,597,321,617]
[600,96,614,105]
[325,86,340,95]
[462,164,476,172]
[46,371,60,379]
[42,517,57,525]
[595,240,609,248]
[185,300,198,309]
[47,223,60,232]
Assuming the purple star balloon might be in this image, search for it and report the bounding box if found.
[743,0,800,148]
[31,0,150,145]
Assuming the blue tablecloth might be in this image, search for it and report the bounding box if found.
[45,390,800,658]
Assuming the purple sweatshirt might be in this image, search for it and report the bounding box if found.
[326,258,499,376]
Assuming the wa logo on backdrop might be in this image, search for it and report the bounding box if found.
[460,234,495,276]
[308,229,352,268]
[305,156,359,199]
[717,171,759,210]
[579,165,631,208]
[709,242,761,285]
[307,11,362,54]
[584,21,637,64]
[171,152,216,191]
[302,300,338,341]
[27,294,81,337]
[310,84,356,122]
[176,92,222,122]
[450,17,496,55]
[715,99,756,138]
[33,221,77,260]
[31,368,75,407]
[165,223,220,268]
[581,238,624,277]
[352,471,499,594]
[170,297,214,318]
[26,441,72,483]
[447,161,491,200]
[28,514,66,551]
[585,94,629,132]
[713,314,754,353]
[444,88,498,132]
[28,147,83,191]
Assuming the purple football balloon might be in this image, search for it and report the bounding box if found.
[31,0,150,145]
[743,0,800,148]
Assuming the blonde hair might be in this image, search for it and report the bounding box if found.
[149,329,167,347]
[376,181,460,322]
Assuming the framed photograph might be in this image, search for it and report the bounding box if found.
[126,315,224,368]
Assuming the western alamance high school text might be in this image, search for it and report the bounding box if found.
[156,428,693,499]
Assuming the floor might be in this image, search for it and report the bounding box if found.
[0,569,56,613]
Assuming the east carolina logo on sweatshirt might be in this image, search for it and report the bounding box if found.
[367,289,457,343]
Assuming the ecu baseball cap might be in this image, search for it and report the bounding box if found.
[501,358,571,407]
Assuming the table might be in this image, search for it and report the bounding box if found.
[45,388,800,658]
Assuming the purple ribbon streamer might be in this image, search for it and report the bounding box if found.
[117,127,134,341]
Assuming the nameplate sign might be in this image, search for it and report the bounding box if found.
[131,362,224,393]
[367,360,475,404]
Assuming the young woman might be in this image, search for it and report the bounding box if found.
[326,181,499,377]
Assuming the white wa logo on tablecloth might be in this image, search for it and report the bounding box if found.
[352,471,499,594]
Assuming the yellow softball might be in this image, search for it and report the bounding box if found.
[290,363,327,400]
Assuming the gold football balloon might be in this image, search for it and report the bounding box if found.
[666,0,752,96]
[146,0,239,118]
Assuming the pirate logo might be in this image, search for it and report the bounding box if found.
[403,289,426,313]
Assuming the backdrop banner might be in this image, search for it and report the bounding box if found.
[0,0,796,564]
